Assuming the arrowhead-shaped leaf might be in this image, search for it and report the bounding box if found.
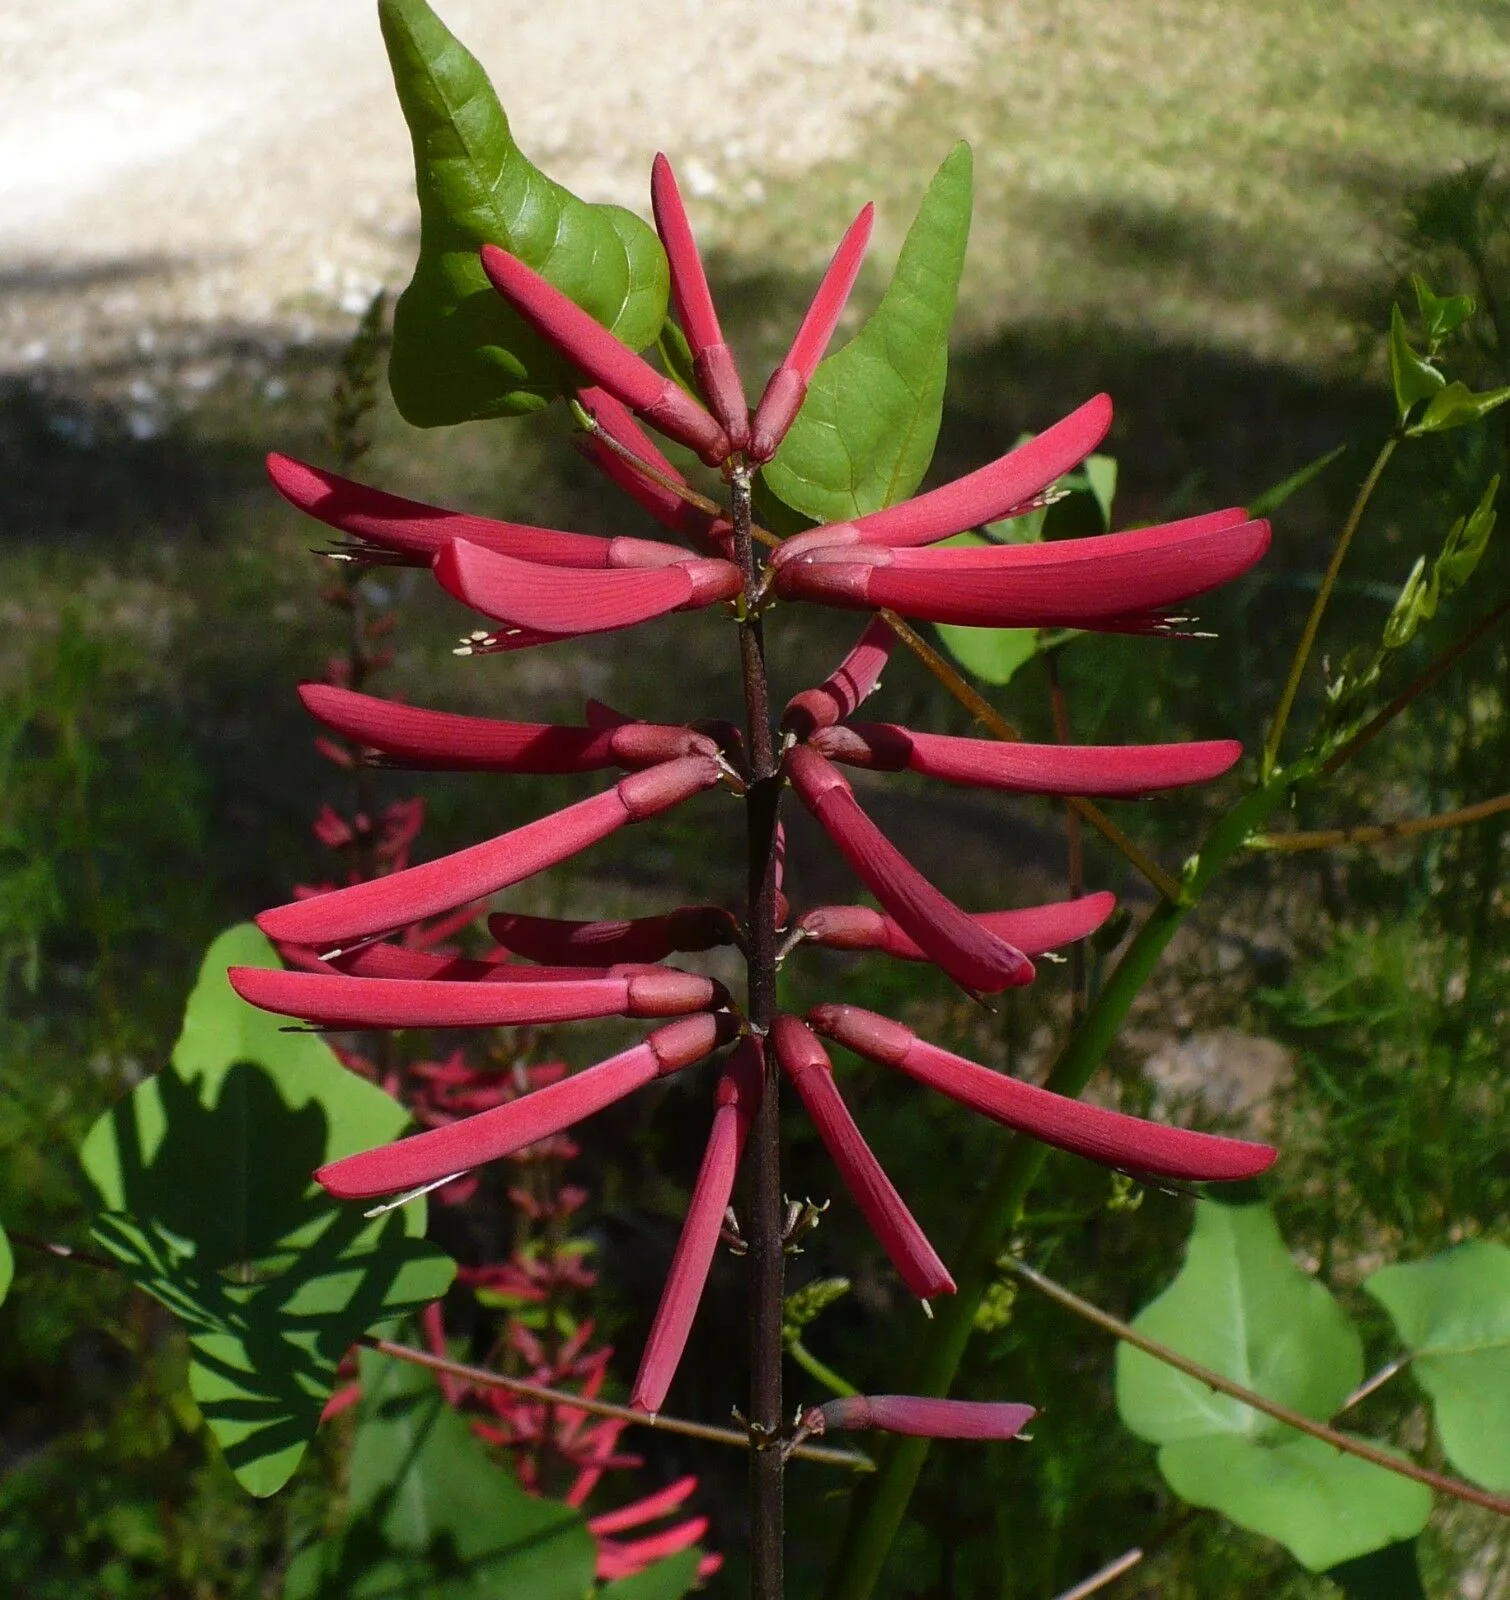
[284,1348,597,1599]
[79,925,455,1497]
[1116,1201,1429,1570]
[1407,380,1510,436]
[1364,1240,1510,1492]
[1388,304,1445,425]
[380,0,669,424]
[760,144,972,521]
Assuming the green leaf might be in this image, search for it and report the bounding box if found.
[657,320,699,400]
[599,1548,702,1600]
[1154,1435,1430,1573]
[1246,444,1347,519]
[1388,304,1445,425]
[760,143,973,521]
[379,0,669,425]
[0,1221,11,1305]
[1364,1240,1510,1491]
[1411,276,1475,346]
[285,1349,597,1600]
[1380,476,1497,653]
[79,925,455,1496]
[1116,1201,1429,1569]
[1326,1539,1427,1600]
[1406,380,1510,436]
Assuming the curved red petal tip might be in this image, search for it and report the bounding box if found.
[480,244,732,465]
[749,202,874,463]
[807,1395,1035,1441]
[811,1003,1278,1183]
[631,1040,763,1413]
[772,1016,953,1298]
[774,511,1269,629]
[266,452,634,570]
[772,394,1114,561]
[434,539,741,636]
[781,615,897,739]
[785,746,1033,993]
[818,723,1244,796]
[317,1015,727,1200]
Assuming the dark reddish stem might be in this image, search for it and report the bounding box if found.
[732,463,785,1600]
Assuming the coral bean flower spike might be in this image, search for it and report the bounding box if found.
[245,150,1275,1413]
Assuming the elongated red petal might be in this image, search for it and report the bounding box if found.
[299,683,718,774]
[772,396,1114,558]
[228,966,718,1029]
[435,539,743,637]
[782,616,897,740]
[631,1039,763,1413]
[774,512,1270,629]
[748,202,874,462]
[587,1476,699,1536]
[575,388,729,550]
[326,944,612,982]
[814,723,1243,796]
[266,453,687,570]
[795,892,1116,961]
[785,747,1033,993]
[316,1013,734,1200]
[480,244,732,465]
[651,154,749,449]
[808,1004,1277,1182]
[804,1395,1035,1441]
[490,906,739,965]
[771,1016,953,1299]
[257,755,721,946]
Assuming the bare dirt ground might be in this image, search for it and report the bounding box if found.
[0,0,994,384]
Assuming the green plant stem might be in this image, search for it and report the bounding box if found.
[1320,594,1510,777]
[788,1338,858,1399]
[999,1260,1510,1519]
[1264,437,1399,778]
[1251,788,1510,851]
[823,779,1289,1600]
[359,1337,871,1470]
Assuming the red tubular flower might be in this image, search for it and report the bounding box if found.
[785,745,1034,993]
[812,723,1243,795]
[795,892,1116,962]
[480,243,732,465]
[490,906,739,965]
[808,1004,1277,1182]
[773,394,1114,555]
[748,202,875,462]
[434,539,743,638]
[802,1395,1036,1442]
[299,683,718,774]
[574,387,730,551]
[771,1016,953,1300]
[267,452,691,571]
[773,510,1270,630]
[257,755,722,947]
[316,1012,737,1201]
[227,965,721,1030]
[651,153,749,451]
[781,615,896,741]
[632,1038,763,1414]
